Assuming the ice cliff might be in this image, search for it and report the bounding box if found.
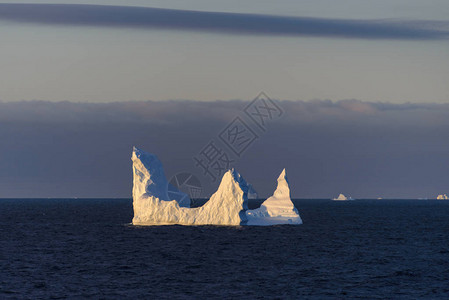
[245,169,302,225]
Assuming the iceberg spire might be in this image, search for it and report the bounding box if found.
[245,169,302,225]
[273,168,290,199]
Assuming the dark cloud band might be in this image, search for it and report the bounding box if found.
[1,99,448,198]
[0,3,448,40]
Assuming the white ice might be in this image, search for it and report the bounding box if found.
[245,169,302,225]
[333,193,354,201]
[132,147,248,225]
[132,147,191,208]
[131,147,302,226]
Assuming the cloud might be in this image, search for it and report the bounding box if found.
[0,4,448,40]
[0,99,448,199]
[2,99,449,123]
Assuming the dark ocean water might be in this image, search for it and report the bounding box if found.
[1,199,449,299]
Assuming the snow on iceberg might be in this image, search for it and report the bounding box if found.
[332,193,354,201]
[132,147,248,226]
[437,194,448,200]
[246,169,302,225]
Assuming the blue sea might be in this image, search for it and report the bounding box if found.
[1,199,449,299]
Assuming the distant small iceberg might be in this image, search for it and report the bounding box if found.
[332,193,354,201]
[247,184,258,200]
[437,194,448,200]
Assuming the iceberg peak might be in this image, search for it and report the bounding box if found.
[246,169,302,225]
[273,168,289,199]
[132,146,190,207]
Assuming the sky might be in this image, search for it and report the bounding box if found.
[0,1,448,198]
[0,0,448,102]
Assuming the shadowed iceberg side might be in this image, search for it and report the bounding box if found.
[132,147,248,226]
[246,169,303,225]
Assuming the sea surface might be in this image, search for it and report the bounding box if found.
[1,199,449,299]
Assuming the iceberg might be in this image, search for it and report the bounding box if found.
[245,169,302,225]
[132,147,248,225]
[131,147,302,226]
[437,194,448,200]
[332,193,354,201]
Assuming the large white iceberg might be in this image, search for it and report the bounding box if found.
[131,147,302,226]
[246,169,302,225]
[437,194,448,200]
